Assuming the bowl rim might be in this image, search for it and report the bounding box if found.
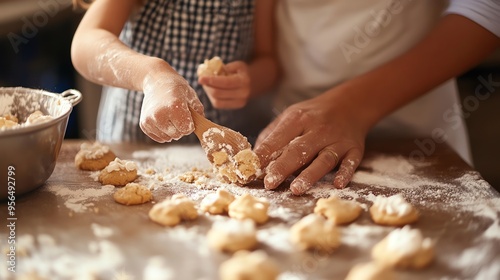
[0,87,82,136]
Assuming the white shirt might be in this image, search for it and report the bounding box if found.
[446,0,500,37]
[274,0,498,165]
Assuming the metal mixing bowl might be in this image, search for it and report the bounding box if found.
[0,87,82,200]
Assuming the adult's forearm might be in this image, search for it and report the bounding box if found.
[331,14,499,130]
[248,55,280,97]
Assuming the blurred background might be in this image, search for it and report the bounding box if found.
[1,0,499,190]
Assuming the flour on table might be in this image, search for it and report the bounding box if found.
[143,256,174,280]
[44,184,115,213]
[0,234,124,279]
[91,223,114,239]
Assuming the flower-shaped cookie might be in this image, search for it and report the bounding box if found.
[228,194,269,224]
[219,250,280,280]
[98,157,138,186]
[314,195,362,224]
[372,226,434,269]
[148,194,198,226]
[290,214,340,252]
[200,189,235,215]
[207,219,257,252]
[370,194,419,226]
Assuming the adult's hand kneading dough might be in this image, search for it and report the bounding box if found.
[253,94,365,195]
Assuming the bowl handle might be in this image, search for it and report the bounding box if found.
[61,89,83,107]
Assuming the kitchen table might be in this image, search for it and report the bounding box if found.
[1,139,499,280]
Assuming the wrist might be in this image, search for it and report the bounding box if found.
[322,81,381,134]
[141,57,178,95]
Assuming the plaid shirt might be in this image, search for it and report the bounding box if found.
[97,0,255,143]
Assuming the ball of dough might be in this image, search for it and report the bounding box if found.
[219,250,280,280]
[345,262,395,280]
[113,183,153,206]
[371,226,434,269]
[201,189,235,215]
[290,214,340,252]
[75,142,116,171]
[207,219,257,252]
[0,114,19,129]
[148,194,198,226]
[213,149,261,185]
[197,56,227,77]
[369,194,419,226]
[228,193,269,224]
[314,195,362,224]
[98,157,138,186]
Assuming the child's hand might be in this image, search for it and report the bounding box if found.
[198,61,251,109]
[140,74,204,143]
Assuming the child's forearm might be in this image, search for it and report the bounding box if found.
[327,14,500,131]
[71,30,175,92]
[71,0,178,93]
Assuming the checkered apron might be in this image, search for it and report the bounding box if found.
[97,0,255,143]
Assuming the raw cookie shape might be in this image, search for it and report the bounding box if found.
[219,250,280,280]
[197,56,227,77]
[314,195,362,224]
[113,183,153,206]
[75,142,116,171]
[98,157,138,186]
[369,194,419,226]
[201,189,235,215]
[228,193,269,224]
[371,226,434,269]
[207,219,258,252]
[148,194,198,226]
[290,214,340,252]
[345,262,395,280]
[213,149,262,185]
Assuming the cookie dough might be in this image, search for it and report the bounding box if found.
[197,56,227,77]
[113,183,153,205]
[207,219,257,252]
[148,194,198,226]
[345,262,395,280]
[290,214,340,253]
[219,250,280,280]
[0,113,19,129]
[25,110,53,125]
[75,142,116,171]
[178,169,211,184]
[314,195,362,224]
[201,189,235,215]
[370,194,419,226]
[0,111,53,130]
[372,226,434,269]
[228,193,269,224]
[213,149,261,185]
[98,158,138,186]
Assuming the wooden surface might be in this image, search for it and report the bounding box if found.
[1,139,499,280]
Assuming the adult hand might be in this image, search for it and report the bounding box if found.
[198,61,251,109]
[254,91,368,195]
[140,73,204,143]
